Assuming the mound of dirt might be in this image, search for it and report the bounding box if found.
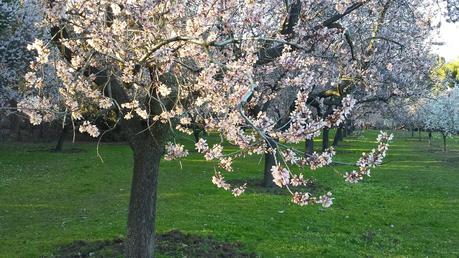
[53,230,256,258]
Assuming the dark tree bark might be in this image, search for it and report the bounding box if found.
[305,138,314,156]
[7,101,20,141]
[442,133,447,152]
[192,125,207,143]
[120,72,174,258]
[332,126,343,147]
[322,128,330,151]
[193,125,200,143]
[343,125,348,137]
[95,68,172,258]
[39,124,45,140]
[9,115,21,141]
[347,121,355,136]
[125,127,166,258]
[418,128,422,141]
[54,125,68,152]
[202,128,208,138]
[428,131,432,146]
[92,66,174,258]
[31,124,37,143]
[411,128,414,137]
[263,139,277,187]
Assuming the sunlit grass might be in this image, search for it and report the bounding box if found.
[0,130,458,257]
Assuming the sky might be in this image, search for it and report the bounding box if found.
[434,21,459,61]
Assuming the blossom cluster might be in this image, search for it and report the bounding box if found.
[306,148,336,170]
[292,191,334,208]
[164,143,189,161]
[345,132,394,183]
[79,121,100,138]
[27,39,50,64]
[271,165,291,187]
[211,171,247,197]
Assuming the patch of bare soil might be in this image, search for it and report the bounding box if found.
[52,230,256,258]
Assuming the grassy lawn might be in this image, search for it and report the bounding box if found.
[0,130,458,257]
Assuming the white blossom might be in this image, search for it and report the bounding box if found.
[79,121,100,138]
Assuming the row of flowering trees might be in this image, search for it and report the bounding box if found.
[422,87,459,151]
[406,63,459,151]
[387,58,459,151]
[1,0,456,257]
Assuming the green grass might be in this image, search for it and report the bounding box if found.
[0,130,458,257]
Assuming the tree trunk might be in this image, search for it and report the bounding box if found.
[343,125,348,137]
[348,122,354,135]
[125,139,163,258]
[332,126,343,147]
[411,128,414,137]
[7,101,20,141]
[9,114,21,141]
[442,134,447,152]
[192,125,200,143]
[322,128,330,151]
[428,131,432,146]
[263,139,277,187]
[418,128,421,141]
[202,128,208,138]
[54,125,68,152]
[39,124,45,140]
[305,139,314,156]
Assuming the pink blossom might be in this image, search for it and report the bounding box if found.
[212,172,231,190]
[271,165,290,187]
[195,138,209,153]
[164,143,189,161]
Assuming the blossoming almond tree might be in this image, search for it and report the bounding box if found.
[261,0,439,167]
[13,0,422,257]
[0,0,71,148]
[420,87,459,151]
[316,0,438,138]
[0,0,42,114]
[390,58,459,147]
[250,0,437,185]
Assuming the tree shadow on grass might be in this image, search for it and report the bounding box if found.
[26,148,87,153]
[427,149,459,154]
[53,230,256,258]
